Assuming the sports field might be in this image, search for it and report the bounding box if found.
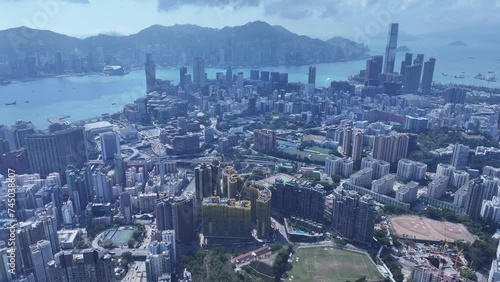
[288,247,384,282]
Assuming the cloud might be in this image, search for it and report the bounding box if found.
[157,0,259,11]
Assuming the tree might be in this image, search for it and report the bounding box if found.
[459,269,477,281]
[128,238,136,249]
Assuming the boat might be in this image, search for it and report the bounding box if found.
[102,65,129,76]
[0,80,11,85]
[25,101,29,103]
[112,102,116,105]
[488,71,495,74]
[5,101,16,106]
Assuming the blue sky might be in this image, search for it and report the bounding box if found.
[0,0,498,40]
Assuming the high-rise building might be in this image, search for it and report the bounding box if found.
[202,197,251,238]
[250,70,260,80]
[396,181,419,203]
[414,54,424,65]
[271,180,325,222]
[156,196,196,242]
[452,170,469,189]
[260,71,270,81]
[145,53,157,93]
[352,131,364,162]
[172,134,200,155]
[100,132,120,161]
[325,156,354,178]
[465,178,498,220]
[225,66,233,85]
[402,64,422,92]
[308,66,316,84]
[349,168,373,188]
[254,129,276,153]
[373,133,409,163]
[443,87,467,104]
[400,53,413,76]
[361,157,390,180]
[194,163,221,201]
[404,116,429,133]
[193,57,205,87]
[30,240,53,282]
[427,175,449,199]
[331,188,376,243]
[0,247,14,281]
[48,249,114,282]
[342,124,353,157]
[396,159,427,182]
[364,58,380,86]
[245,183,272,239]
[120,192,132,223]
[372,55,383,75]
[383,23,399,73]
[179,66,188,89]
[371,174,396,195]
[481,196,500,224]
[66,165,92,213]
[421,57,436,93]
[93,171,112,203]
[451,143,470,170]
[55,51,64,74]
[26,128,86,176]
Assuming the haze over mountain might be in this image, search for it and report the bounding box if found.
[0,21,369,66]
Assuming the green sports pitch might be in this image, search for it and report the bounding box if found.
[288,247,384,282]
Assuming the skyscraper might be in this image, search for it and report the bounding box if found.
[465,178,498,220]
[145,53,157,93]
[371,55,383,75]
[194,163,221,201]
[308,66,316,84]
[254,129,276,153]
[400,53,413,76]
[373,133,409,163]
[193,57,206,87]
[451,143,470,170]
[383,23,399,73]
[30,240,54,282]
[55,51,64,74]
[342,124,353,157]
[226,66,233,85]
[100,132,120,162]
[202,197,252,238]
[421,57,436,93]
[403,64,423,92]
[26,127,86,176]
[156,196,196,242]
[352,131,364,162]
[331,188,376,243]
[179,67,187,89]
[365,58,380,86]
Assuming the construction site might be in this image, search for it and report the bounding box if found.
[382,215,478,281]
[389,215,475,243]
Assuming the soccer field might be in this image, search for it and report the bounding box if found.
[288,247,384,282]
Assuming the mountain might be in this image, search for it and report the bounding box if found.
[448,40,467,47]
[326,36,370,61]
[0,22,369,66]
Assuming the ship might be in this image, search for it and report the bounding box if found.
[5,101,16,106]
[0,80,11,85]
[101,65,129,76]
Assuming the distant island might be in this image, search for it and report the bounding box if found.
[396,46,411,52]
[448,40,467,46]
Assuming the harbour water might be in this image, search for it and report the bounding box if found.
[0,38,499,129]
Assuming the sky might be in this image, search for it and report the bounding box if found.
[0,0,498,40]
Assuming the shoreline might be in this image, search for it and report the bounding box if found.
[0,58,372,84]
